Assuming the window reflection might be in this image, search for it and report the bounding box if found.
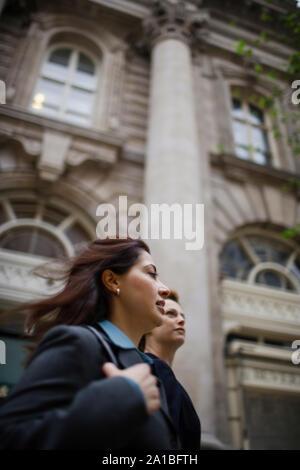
[232,98,245,119]
[249,104,264,125]
[220,240,254,281]
[255,270,294,291]
[67,88,94,115]
[0,227,65,258]
[41,48,71,82]
[34,78,64,110]
[231,96,272,166]
[0,199,91,258]
[233,121,248,146]
[31,47,98,127]
[220,235,299,293]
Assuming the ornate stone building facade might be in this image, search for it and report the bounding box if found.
[0,0,300,449]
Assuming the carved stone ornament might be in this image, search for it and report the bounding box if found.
[221,280,300,327]
[140,0,209,50]
[67,140,117,167]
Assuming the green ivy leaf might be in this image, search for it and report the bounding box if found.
[249,94,258,103]
[292,145,300,157]
[281,228,297,239]
[258,96,266,107]
[273,128,281,138]
[260,13,272,23]
[281,224,300,239]
[232,89,240,98]
[235,39,246,55]
[260,31,270,43]
[267,71,278,79]
[281,183,291,192]
[270,108,278,118]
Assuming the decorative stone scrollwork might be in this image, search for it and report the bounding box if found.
[240,366,300,391]
[0,255,64,301]
[67,140,117,168]
[140,0,209,51]
[0,129,42,157]
[20,137,42,156]
[221,280,300,331]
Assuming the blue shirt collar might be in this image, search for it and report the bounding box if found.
[98,319,153,365]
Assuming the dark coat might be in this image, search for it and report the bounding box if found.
[0,325,179,450]
[146,353,201,450]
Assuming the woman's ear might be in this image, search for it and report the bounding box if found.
[101,269,120,294]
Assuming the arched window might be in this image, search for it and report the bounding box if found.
[30,46,98,127]
[231,93,272,166]
[0,226,65,258]
[220,232,300,293]
[0,198,92,258]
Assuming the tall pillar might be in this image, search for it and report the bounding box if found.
[143,0,223,447]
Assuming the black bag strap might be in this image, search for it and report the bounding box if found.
[84,325,119,367]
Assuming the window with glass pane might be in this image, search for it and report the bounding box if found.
[231,97,272,166]
[31,47,98,126]
[220,240,254,281]
[246,236,291,265]
[0,199,91,258]
[220,234,300,293]
[291,256,300,282]
[255,269,295,291]
[0,227,65,258]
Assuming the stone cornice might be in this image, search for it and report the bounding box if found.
[0,105,124,149]
[126,0,296,72]
[0,105,125,181]
[88,0,150,19]
[211,152,300,198]
[93,0,296,20]
[226,356,300,393]
[208,17,294,65]
[227,339,293,363]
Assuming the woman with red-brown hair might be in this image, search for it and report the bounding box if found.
[0,237,180,450]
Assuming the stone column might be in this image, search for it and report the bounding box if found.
[143,0,223,447]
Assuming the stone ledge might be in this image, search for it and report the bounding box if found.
[0,105,124,149]
[211,152,300,193]
[91,0,150,18]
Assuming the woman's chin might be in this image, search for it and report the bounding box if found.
[173,334,185,346]
[142,311,163,333]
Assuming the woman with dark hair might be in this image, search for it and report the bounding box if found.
[0,237,180,450]
[139,290,201,450]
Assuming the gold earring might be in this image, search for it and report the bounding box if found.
[116,288,120,296]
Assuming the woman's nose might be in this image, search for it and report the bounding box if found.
[158,282,170,299]
[178,315,185,325]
